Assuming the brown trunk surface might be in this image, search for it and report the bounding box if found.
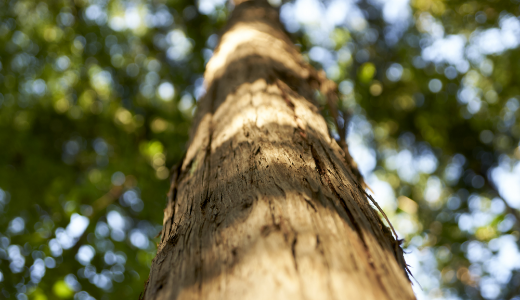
[143,1,415,299]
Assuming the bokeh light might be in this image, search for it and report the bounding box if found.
[0,0,519,299]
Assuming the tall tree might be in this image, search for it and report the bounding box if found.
[142,1,414,299]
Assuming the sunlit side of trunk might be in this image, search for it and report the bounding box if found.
[142,1,415,299]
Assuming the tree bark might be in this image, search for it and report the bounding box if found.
[142,1,415,299]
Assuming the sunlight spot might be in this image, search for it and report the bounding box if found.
[422,35,466,66]
[76,245,95,266]
[109,16,126,31]
[107,211,125,231]
[125,7,142,30]
[66,214,89,239]
[424,176,442,202]
[428,79,442,93]
[386,63,403,82]
[45,257,56,268]
[111,171,126,186]
[158,82,175,101]
[491,161,520,209]
[9,217,25,235]
[30,258,46,283]
[130,229,149,249]
[8,245,25,273]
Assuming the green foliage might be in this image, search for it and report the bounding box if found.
[0,0,225,298]
[0,0,519,299]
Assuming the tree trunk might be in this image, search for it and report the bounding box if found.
[142,1,415,299]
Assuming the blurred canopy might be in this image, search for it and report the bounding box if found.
[0,0,520,299]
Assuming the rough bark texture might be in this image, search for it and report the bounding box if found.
[143,1,415,299]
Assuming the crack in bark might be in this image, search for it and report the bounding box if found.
[304,197,317,212]
[198,220,206,296]
[200,79,219,216]
[273,182,286,199]
[156,149,189,244]
[314,234,337,297]
[168,233,180,247]
[185,222,194,246]
[249,142,257,184]
[200,130,214,213]
[291,236,298,271]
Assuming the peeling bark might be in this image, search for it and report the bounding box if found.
[142,1,415,299]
